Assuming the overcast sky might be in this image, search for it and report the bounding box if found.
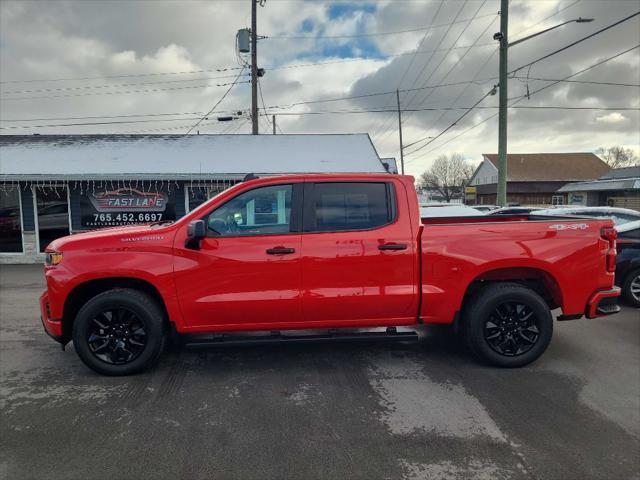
[1,0,638,176]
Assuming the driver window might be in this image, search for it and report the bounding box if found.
[206,184,292,236]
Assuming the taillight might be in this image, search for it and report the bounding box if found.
[601,226,617,273]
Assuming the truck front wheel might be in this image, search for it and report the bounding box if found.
[463,283,553,368]
[72,289,166,376]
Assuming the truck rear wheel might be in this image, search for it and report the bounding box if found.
[72,289,166,376]
[621,268,640,308]
[463,283,553,368]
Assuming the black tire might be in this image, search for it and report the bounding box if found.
[621,268,640,308]
[463,283,553,368]
[72,289,166,376]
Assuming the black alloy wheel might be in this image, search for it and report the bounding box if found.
[87,308,148,365]
[484,302,540,357]
[72,289,166,376]
[463,282,553,368]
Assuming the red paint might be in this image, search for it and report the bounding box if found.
[40,174,620,343]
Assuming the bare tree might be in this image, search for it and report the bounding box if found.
[417,153,475,202]
[595,146,639,168]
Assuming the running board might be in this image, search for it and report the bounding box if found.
[180,327,419,349]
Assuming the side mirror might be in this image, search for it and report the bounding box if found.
[185,220,206,250]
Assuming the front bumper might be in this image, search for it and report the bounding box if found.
[586,286,621,319]
[40,291,63,342]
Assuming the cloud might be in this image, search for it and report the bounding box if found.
[0,0,638,177]
[596,112,628,123]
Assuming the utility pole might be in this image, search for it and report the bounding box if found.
[496,0,508,206]
[272,114,276,134]
[251,0,258,135]
[396,89,405,175]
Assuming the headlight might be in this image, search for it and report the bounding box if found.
[45,252,63,267]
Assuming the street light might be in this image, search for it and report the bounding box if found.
[494,2,595,207]
[509,17,594,47]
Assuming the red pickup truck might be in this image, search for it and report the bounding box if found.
[40,174,621,375]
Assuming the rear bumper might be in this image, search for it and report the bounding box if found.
[40,291,63,342]
[586,287,621,319]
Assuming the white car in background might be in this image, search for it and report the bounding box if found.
[535,206,640,226]
[420,204,485,218]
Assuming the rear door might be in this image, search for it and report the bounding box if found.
[300,180,418,327]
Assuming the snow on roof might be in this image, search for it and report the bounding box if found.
[0,134,387,180]
[557,177,640,192]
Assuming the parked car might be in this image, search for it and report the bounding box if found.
[420,204,484,218]
[40,174,620,375]
[615,220,640,307]
[471,205,500,213]
[535,207,640,226]
[488,206,544,215]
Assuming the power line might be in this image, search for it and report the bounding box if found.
[374,0,582,143]
[263,106,638,116]
[265,11,497,39]
[403,87,496,156]
[513,76,640,87]
[403,2,497,140]
[0,111,207,122]
[371,1,468,140]
[404,1,493,122]
[269,43,495,71]
[0,82,248,102]
[404,44,640,164]
[4,104,633,130]
[0,73,249,95]
[0,44,496,89]
[405,43,640,158]
[185,68,246,135]
[0,116,202,130]
[0,66,243,85]
[509,44,640,100]
[510,11,640,74]
[7,74,636,126]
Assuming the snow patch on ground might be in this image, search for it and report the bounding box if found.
[286,382,312,405]
[0,370,127,414]
[400,459,515,480]
[367,355,505,441]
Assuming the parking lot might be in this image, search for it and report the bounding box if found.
[1,264,638,480]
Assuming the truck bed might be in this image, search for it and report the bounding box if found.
[419,215,617,324]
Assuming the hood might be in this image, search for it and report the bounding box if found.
[46,223,168,251]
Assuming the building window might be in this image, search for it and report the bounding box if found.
[552,195,564,206]
[35,186,69,252]
[0,188,23,253]
[187,184,233,212]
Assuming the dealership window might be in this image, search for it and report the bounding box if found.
[79,184,176,229]
[0,188,23,253]
[187,183,234,212]
[206,184,292,236]
[552,195,564,206]
[35,186,69,252]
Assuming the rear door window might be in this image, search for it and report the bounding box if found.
[304,182,395,232]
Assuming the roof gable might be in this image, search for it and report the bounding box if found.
[482,153,609,182]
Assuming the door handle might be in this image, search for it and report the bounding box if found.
[266,247,296,255]
[378,243,408,251]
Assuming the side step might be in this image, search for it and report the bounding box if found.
[180,327,419,349]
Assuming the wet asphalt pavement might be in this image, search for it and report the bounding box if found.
[1,264,639,480]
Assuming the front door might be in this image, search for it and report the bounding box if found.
[300,180,418,327]
[173,182,303,330]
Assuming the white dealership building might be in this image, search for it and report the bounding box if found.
[0,134,393,263]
